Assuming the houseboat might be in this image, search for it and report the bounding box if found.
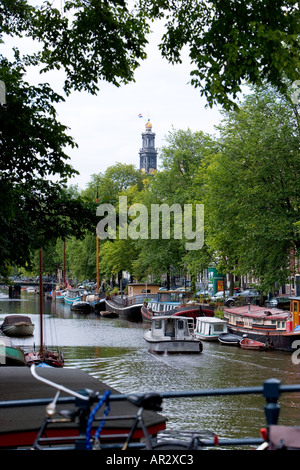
[144,316,203,354]
[141,290,214,322]
[63,289,82,305]
[105,284,160,322]
[193,317,228,341]
[223,298,300,352]
[53,289,66,302]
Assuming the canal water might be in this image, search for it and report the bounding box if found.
[1,289,300,447]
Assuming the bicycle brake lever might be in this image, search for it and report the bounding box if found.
[46,391,60,416]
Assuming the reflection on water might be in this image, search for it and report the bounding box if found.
[1,289,300,443]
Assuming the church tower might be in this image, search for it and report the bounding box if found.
[139,119,157,174]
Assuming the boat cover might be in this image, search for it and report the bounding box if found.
[2,315,32,325]
[0,367,166,447]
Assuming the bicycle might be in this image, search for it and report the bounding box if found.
[30,365,218,451]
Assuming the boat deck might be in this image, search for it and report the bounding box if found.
[0,367,166,448]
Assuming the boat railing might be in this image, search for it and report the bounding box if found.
[1,376,299,449]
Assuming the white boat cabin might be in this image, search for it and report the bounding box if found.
[150,316,194,340]
[194,317,228,340]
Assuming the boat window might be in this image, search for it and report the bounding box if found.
[177,320,184,330]
[154,320,162,329]
[294,302,298,312]
[214,324,225,333]
[277,321,286,330]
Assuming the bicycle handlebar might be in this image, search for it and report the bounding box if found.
[30,364,90,401]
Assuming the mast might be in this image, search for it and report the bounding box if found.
[96,186,99,290]
[39,248,43,355]
[96,237,99,289]
[63,239,66,286]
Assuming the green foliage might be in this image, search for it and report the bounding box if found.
[139,0,300,109]
[3,0,300,288]
[203,85,300,291]
[40,93,300,293]
[0,57,95,274]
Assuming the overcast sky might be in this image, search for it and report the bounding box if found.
[3,18,223,191]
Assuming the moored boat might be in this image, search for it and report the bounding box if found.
[70,300,91,312]
[0,366,166,448]
[193,316,228,341]
[0,315,34,337]
[239,337,265,350]
[25,348,64,368]
[64,289,82,305]
[141,290,214,322]
[25,287,36,294]
[100,310,119,319]
[218,333,242,346]
[0,336,26,366]
[223,298,300,352]
[105,296,143,322]
[24,249,65,368]
[144,315,203,354]
[53,289,66,302]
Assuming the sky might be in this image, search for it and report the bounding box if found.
[3,16,223,191]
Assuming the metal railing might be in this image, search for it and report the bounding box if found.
[1,377,299,449]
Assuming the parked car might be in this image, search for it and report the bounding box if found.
[265,296,292,310]
[211,290,229,302]
[224,289,260,307]
[195,289,212,297]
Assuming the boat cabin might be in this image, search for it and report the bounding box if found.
[145,291,193,315]
[194,317,228,341]
[127,283,160,298]
[223,305,290,332]
[157,291,192,303]
[290,298,300,330]
[150,316,194,340]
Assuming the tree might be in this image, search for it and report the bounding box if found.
[0,59,96,274]
[0,0,149,275]
[203,85,300,292]
[140,0,300,109]
[129,128,216,287]
[1,0,150,95]
[3,1,300,109]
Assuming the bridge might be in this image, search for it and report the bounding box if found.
[0,282,58,298]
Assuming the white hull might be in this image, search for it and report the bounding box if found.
[144,315,203,354]
[144,331,202,354]
[194,333,220,341]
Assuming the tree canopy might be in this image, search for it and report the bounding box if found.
[2,0,300,283]
[140,0,300,109]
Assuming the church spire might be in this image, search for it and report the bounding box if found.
[139,119,157,174]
